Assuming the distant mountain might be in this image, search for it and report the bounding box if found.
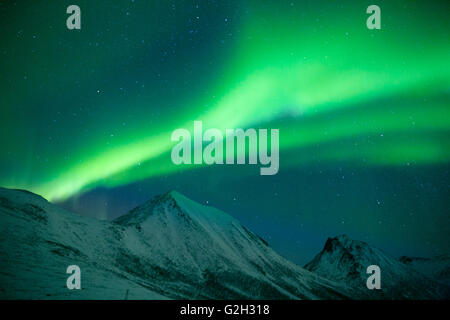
[399,255,450,286]
[304,235,449,299]
[0,187,348,299]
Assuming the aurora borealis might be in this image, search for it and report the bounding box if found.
[0,0,449,264]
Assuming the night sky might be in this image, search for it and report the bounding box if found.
[0,0,449,265]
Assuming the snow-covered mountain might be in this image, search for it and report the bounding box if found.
[304,235,449,299]
[2,187,447,300]
[399,255,450,286]
[0,187,166,299]
[0,187,348,299]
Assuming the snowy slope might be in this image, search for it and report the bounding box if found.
[0,187,348,299]
[399,255,450,286]
[304,235,449,299]
[0,188,167,299]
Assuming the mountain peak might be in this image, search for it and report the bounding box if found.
[166,189,182,198]
[114,190,235,228]
[162,190,192,206]
[305,234,450,299]
[114,190,181,225]
[305,234,380,283]
[323,234,367,254]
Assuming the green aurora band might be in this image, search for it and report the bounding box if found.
[1,1,449,201]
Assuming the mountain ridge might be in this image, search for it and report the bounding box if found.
[304,234,449,299]
[0,187,347,299]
